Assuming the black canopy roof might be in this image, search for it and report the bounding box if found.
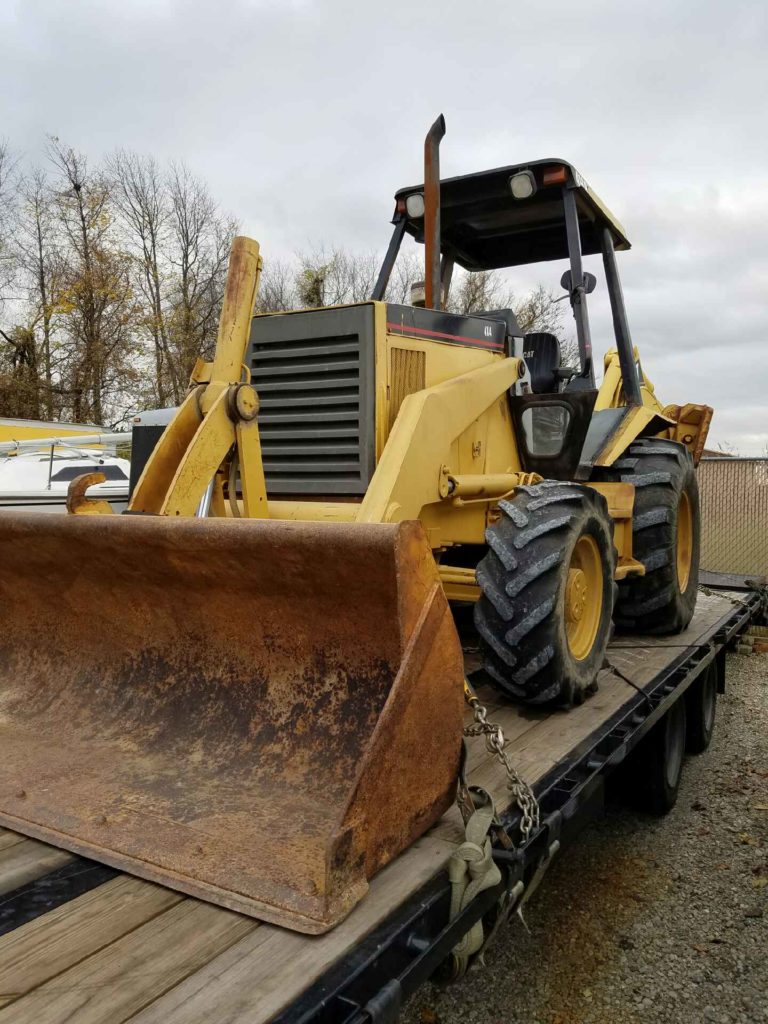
[393,160,630,272]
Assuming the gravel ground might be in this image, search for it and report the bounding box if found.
[402,651,768,1024]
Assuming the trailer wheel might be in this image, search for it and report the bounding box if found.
[686,661,717,753]
[596,439,700,635]
[629,698,687,815]
[474,482,616,705]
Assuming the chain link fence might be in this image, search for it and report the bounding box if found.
[698,457,768,575]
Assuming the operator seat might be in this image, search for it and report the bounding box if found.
[523,332,563,393]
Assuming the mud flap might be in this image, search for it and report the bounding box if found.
[0,514,464,933]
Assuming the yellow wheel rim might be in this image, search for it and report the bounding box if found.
[565,534,603,661]
[676,490,693,592]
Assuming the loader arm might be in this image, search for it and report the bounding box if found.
[358,357,524,524]
[125,236,269,518]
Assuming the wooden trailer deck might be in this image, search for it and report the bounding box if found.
[0,589,755,1023]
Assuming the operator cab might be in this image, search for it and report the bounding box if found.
[373,155,641,478]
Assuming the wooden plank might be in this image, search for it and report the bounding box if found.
[434,666,621,831]
[124,929,279,1024]
[462,703,546,775]
[430,707,559,843]
[0,832,25,854]
[128,836,457,1024]
[0,876,182,1005]
[0,839,73,897]
[505,677,631,786]
[461,593,736,786]
[606,643,678,686]
[701,572,767,590]
[467,595,736,803]
[0,900,255,1024]
[435,670,630,844]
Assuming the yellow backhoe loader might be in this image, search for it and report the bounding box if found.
[0,117,712,935]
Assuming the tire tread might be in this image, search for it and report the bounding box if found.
[475,483,616,704]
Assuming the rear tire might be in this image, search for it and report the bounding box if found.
[627,698,687,815]
[686,661,717,753]
[474,482,616,705]
[598,439,700,635]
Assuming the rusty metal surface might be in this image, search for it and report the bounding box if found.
[424,114,446,311]
[65,471,113,515]
[0,513,464,933]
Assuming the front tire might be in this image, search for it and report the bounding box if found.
[474,482,616,705]
[598,439,700,635]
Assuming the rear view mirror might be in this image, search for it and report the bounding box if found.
[560,270,597,295]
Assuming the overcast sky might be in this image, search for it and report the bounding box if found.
[1,0,766,452]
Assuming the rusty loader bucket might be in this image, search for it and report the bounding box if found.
[0,514,464,933]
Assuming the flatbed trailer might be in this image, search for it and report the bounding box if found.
[0,583,762,1024]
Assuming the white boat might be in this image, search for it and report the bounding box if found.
[0,435,131,513]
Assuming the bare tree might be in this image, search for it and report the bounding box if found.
[1,139,238,423]
[165,163,237,399]
[0,132,582,426]
[258,247,388,312]
[48,137,140,424]
[108,150,173,405]
[512,283,565,334]
[256,258,297,313]
[7,168,65,418]
[447,269,505,315]
[385,250,423,305]
[256,248,571,361]
[0,139,19,312]
[293,247,381,307]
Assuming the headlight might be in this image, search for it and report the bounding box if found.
[405,193,426,218]
[509,171,536,200]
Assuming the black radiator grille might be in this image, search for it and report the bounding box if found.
[248,306,376,494]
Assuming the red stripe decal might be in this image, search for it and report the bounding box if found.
[386,322,504,351]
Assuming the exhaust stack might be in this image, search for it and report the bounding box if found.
[424,114,446,310]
